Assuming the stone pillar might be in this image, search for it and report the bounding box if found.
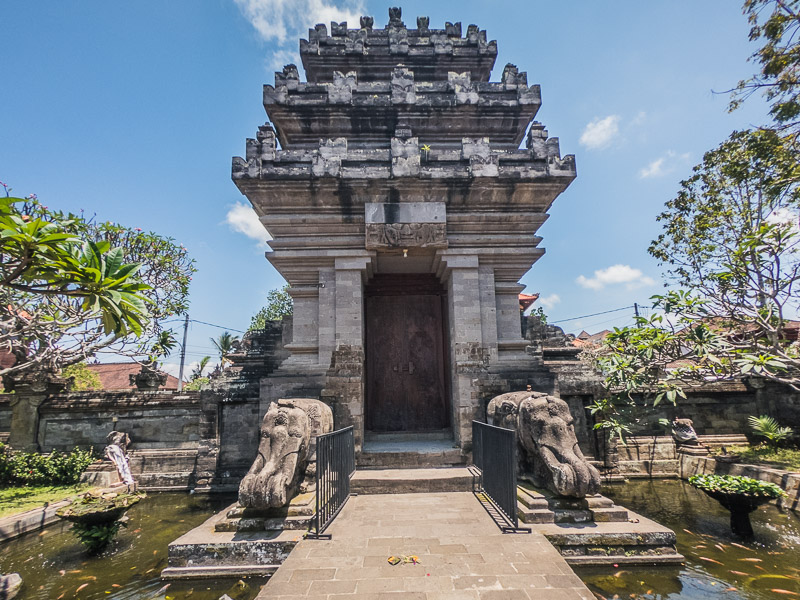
[320,254,373,450]
[436,252,488,448]
[5,371,69,452]
[478,266,499,363]
[284,285,320,365]
[495,280,529,361]
[192,390,221,491]
[317,267,336,368]
[334,256,371,346]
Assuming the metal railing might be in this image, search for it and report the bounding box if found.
[308,426,355,539]
[471,420,529,533]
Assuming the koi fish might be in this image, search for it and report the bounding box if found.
[614,570,631,577]
[76,583,89,593]
[770,590,799,596]
[715,544,727,552]
[730,542,751,551]
[730,571,749,576]
[740,558,763,562]
[699,557,724,565]
[683,528,696,535]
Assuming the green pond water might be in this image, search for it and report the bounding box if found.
[0,492,268,600]
[576,479,800,600]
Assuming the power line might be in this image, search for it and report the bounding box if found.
[189,319,247,334]
[550,305,635,324]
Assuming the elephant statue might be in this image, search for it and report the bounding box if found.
[487,391,601,498]
[238,398,333,509]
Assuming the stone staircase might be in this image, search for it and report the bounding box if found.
[515,485,683,565]
[357,431,467,469]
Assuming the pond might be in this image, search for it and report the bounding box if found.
[577,479,800,600]
[0,492,268,600]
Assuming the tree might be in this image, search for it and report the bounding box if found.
[0,185,195,381]
[191,356,211,380]
[211,331,239,365]
[249,285,293,331]
[589,130,800,438]
[61,362,102,391]
[730,0,800,133]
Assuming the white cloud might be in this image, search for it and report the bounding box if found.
[576,264,656,291]
[234,0,366,66]
[225,202,271,246]
[538,294,561,310]
[579,115,620,150]
[639,150,691,179]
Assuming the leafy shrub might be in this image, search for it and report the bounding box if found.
[62,362,102,391]
[0,442,95,486]
[689,474,786,498]
[71,520,124,553]
[748,415,794,447]
[184,376,209,391]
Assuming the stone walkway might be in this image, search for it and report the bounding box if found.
[256,492,594,600]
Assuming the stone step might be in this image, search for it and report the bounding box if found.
[215,515,312,532]
[518,506,555,524]
[553,509,593,524]
[535,515,684,566]
[591,507,630,522]
[357,449,467,469]
[351,467,472,494]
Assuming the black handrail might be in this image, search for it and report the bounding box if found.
[308,425,355,539]
[471,420,530,533]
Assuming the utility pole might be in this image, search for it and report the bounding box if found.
[634,302,641,327]
[177,314,189,391]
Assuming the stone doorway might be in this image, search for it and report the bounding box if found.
[365,274,450,432]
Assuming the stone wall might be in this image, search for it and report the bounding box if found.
[0,395,11,441]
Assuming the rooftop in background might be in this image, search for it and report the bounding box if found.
[86,362,179,391]
[300,8,497,84]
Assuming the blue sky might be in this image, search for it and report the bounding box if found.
[0,1,771,375]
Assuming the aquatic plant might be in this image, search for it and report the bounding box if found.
[57,490,145,553]
[689,474,786,537]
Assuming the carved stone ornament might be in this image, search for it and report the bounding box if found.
[129,366,167,390]
[365,222,447,249]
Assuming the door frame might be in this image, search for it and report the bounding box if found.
[363,273,451,433]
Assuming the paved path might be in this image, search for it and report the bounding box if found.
[256,492,594,600]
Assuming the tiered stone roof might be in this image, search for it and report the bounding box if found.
[233,8,576,284]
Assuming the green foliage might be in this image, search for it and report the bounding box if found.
[249,285,293,331]
[211,331,239,364]
[723,444,800,470]
[61,362,102,391]
[190,356,210,380]
[0,185,196,378]
[588,129,800,433]
[184,376,209,391]
[689,474,786,498]
[0,442,95,486]
[71,520,124,553]
[530,306,547,325]
[0,484,89,518]
[730,0,800,130]
[748,414,795,446]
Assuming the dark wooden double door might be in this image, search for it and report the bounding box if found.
[365,275,450,432]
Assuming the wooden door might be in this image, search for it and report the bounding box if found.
[365,276,449,432]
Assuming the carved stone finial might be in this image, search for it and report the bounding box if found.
[359,15,373,29]
[389,7,402,22]
[445,21,462,37]
[416,16,429,29]
[331,21,347,35]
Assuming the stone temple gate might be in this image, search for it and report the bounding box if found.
[232,8,576,456]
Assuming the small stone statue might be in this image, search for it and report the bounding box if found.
[416,16,429,29]
[671,418,699,444]
[238,398,333,509]
[359,16,373,29]
[105,430,134,486]
[487,391,601,498]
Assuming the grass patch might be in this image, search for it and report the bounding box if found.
[719,445,800,472]
[0,484,91,519]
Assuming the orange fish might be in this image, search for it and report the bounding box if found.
[76,583,89,593]
[725,587,737,591]
[683,529,696,535]
[730,542,751,551]
[770,590,799,596]
[700,557,724,565]
[715,544,727,552]
[740,558,763,562]
[730,571,749,576]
